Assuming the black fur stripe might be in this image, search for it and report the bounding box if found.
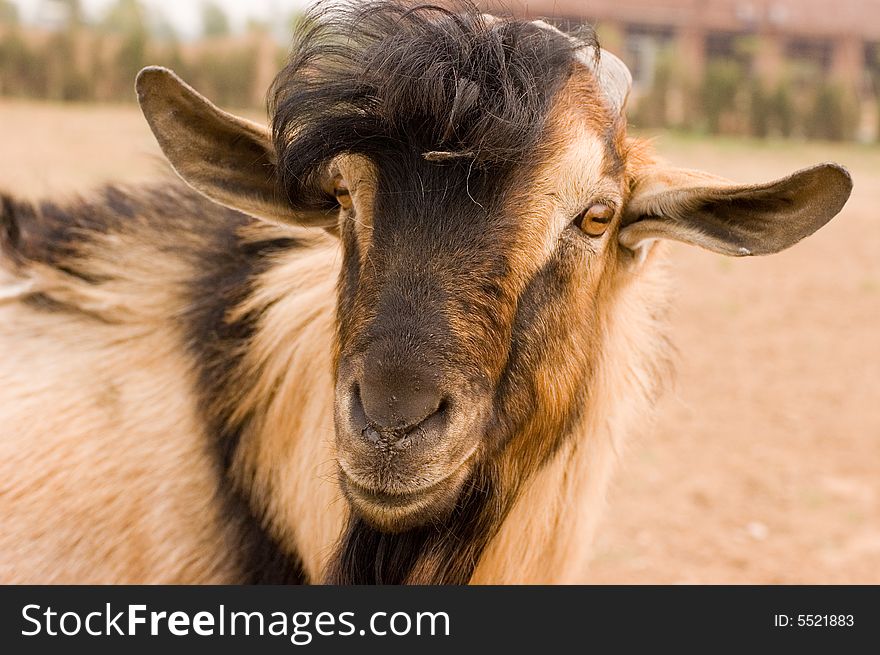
[182,208,309,585]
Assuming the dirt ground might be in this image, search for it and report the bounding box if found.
[1,100,877,583]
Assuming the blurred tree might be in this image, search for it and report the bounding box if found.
[150,32,190,82]
[115,26,147,92]
[191,44,257,107]
[202,1,230,38]
[770,83,796,138]
[34,0,82,29]
[749,81,770,138]
[246,17,269,34]
[101,0,148,99]
[0,30,46,96]
[0,0,275,107]
[701,60,744,134]
[45,30,93,100]
[101,0,145,34]
[58,0,84,28]
[805,82,859,141]
[0,0,19,24]
[748,76,799,139]
[870,49,880,142]
[632,48,675,129]
[150,14,178,42]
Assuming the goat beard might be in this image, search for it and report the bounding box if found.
[323,465,504,584]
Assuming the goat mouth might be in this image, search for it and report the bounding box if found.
[343,477,443,510]
[339,463,472,532]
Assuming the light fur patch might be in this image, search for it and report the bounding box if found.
[230,237,347,581]
[0,231,241,583]
[336,154,378,265]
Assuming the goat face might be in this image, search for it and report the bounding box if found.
[137,3,851,536]
[275,8,640,532]
[328,87,628,531]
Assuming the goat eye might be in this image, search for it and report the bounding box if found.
[333,176,352,210]
[572,203,614,237]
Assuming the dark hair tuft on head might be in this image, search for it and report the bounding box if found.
[270,0,597,209]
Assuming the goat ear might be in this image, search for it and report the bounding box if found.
[136,66,336,228]
[619,162,853,258]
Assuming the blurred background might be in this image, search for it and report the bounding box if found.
[2,0,879,140]
[533,0,880,142]
[0,0,877,583]
[0,0,303,108]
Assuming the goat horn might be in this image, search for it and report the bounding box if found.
[530,20,633,115]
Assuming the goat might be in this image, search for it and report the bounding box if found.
[0,1,852,584]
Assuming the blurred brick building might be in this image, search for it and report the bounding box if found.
[497,1,879,89]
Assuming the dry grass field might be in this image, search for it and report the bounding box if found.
[1,99,878,583]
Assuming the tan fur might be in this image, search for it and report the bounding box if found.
[0,211,241,583]
[336,154,378,261]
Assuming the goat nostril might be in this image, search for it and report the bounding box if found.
[349,383,367,423]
